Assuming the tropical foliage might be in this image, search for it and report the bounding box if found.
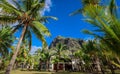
[0,0,57,74]
[0,0,120,74]
[0,26,14,57]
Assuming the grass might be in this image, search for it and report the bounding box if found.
[0,70,85,74]
[1,70,120,74]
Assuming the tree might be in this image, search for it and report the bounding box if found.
[14,40,31,70]
[71,0,120,73]
[73,0,120,55]
[0,0,57,74]
[74,49,85,71]
[0,26,14,70]
[0,26,14,58]
[54,43,67,72]
[34,48,53,71]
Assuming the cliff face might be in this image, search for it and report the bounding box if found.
[49,36,84,50]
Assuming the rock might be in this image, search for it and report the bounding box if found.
[49,36,84,50]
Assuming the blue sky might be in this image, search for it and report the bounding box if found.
[31,0,94,48]
[14,0,120,53]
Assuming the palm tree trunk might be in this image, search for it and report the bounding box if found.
[105,56,115,74]
[56,62,58,72]
[5,24,27,74]
[46,60,49,71]
[39,60,42,71]
[96,57,101,72]
[116,57,120,64]
[109,62,115,74]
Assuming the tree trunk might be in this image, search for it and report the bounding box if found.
[96,57,101,72]
[46,60,49,71]
[5,25,27,74]
[109,62,115,74]
[56,62,58,72]
[116,57,120,64]
[105,56,115,74]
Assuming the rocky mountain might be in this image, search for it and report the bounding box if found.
[49,36,84,50]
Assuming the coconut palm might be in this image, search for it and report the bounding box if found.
[14,40,30,69]
[72,0,120,58]
[83,40,103,72]
[74,49,85,71]
[34,48,43,71]
[34,48,53,71]
[0,26,14,58]
[41,50,51,71]
[53,43,67,72]
[0,0,57,74]
[0,26,15,70]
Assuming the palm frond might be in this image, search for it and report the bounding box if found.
[30,23,47,48]
[32,21,51,36]
[23,29,32,52]
[0,0,22,16]
[39,16,58,23]
[0,15,17,25]
[109,0,117,16]
[11,0,23,11]
[27,1,45,16]
[12,24,22,33]
[70,9,83,16]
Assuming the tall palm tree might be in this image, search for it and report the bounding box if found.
[74,49,85,71]
[41,50,51,71]
[0,0,57,74]
[72,0,120,56]
[54,43,67,72]
[34,48,53,71]
[0,26,14,70]
[0,26,14,58]
[14,40,31,69]
[83,40,102,72]
[34,48,43,71]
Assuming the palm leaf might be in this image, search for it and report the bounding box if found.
[30,24,47,47]
[27,1,45,16]
[11,0,23,11]
[70,9,83,16]
[32,21,51,36]
[0,0,21,16]
[39,16,58,23]
[0,15,17,25]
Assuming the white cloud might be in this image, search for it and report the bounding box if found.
[30,46,42,54]
[41,0,52,15]
[7,0,52,15]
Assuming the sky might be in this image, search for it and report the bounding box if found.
[31,0,94,47]
[29,0,95,52]
[13,0,120,53]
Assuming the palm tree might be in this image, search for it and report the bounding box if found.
[34,48,52,71]
[0,0,57,74]
[0,26,15,70]
[83,40,103,72]
[0,26,14,58]
[54,43,67,72]
[41,50,51,71]
[73,0,120,55]
[14,40,30,70]
[74,49,85,71]
[72,0,120,66]
[34,48,42,71]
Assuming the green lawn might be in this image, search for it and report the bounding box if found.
[1,70,120,74]
[0,70,86,74]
